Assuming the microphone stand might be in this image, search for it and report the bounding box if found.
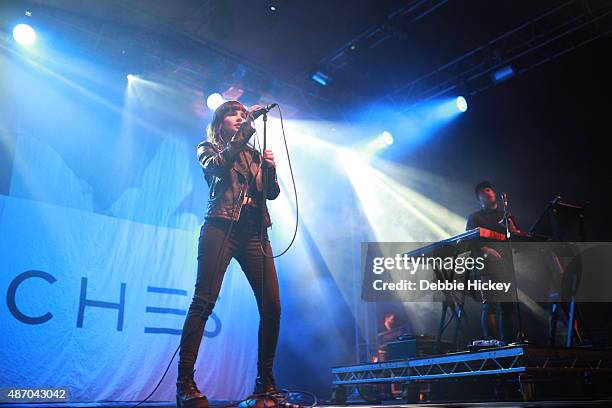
[261,111,271,404]
[501,192,510,240]
[241,111,278,408]
[501,193,524,343]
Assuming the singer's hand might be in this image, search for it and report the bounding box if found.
[247,105,264,122]
[263,149,275,167]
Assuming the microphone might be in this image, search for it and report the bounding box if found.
[249,103,278,121]
[235,103,278,136]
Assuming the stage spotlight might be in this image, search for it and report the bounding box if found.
[456,96,468,112]
[311,71,330,86]
[381,131,394,146]
[206,93,225,110]
[492,65,514,83]
[126,74,136,82]
[12,23,36,47]
[360,130,395,157]
[436,97,468,119]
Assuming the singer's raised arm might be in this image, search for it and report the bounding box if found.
[197,124,255,177]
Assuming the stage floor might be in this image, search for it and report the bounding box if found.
[1,400,612,408]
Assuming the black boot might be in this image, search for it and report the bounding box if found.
[176,368,208,408]
[252,294,281,396]
[253,369,277,395]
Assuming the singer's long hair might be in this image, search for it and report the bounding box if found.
[207,100,247,147]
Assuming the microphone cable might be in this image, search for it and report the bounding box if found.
[254,104,299,259]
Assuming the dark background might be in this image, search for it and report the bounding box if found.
[402,38,611,240]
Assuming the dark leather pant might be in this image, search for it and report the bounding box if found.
[178,206,281,379]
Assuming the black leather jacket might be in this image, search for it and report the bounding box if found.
[197,126,280,228]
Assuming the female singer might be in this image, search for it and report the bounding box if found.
[176,101,281,408]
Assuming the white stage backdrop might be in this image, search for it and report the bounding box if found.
[0,135,260,401]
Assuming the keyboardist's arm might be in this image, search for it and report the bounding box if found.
[481,246,502,260]
[499,214,526,236]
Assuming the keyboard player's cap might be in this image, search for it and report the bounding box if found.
[474,180,495,199]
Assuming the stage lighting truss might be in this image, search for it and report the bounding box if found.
[368,0,611,113]
[332,345,612,386]
[316,0,609,115]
